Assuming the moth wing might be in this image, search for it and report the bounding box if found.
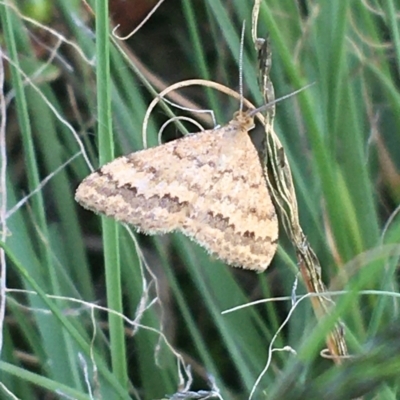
[75,123,278,271]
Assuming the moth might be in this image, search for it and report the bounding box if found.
[75,110,278,272]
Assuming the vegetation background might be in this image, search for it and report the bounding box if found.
[1,0,400,399]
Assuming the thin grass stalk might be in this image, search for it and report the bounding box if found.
[94,0,128,388]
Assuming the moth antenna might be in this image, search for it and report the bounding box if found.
[248,82,316,117]
[239,21,246,112]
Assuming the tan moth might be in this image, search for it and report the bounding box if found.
[75,110,278,272]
